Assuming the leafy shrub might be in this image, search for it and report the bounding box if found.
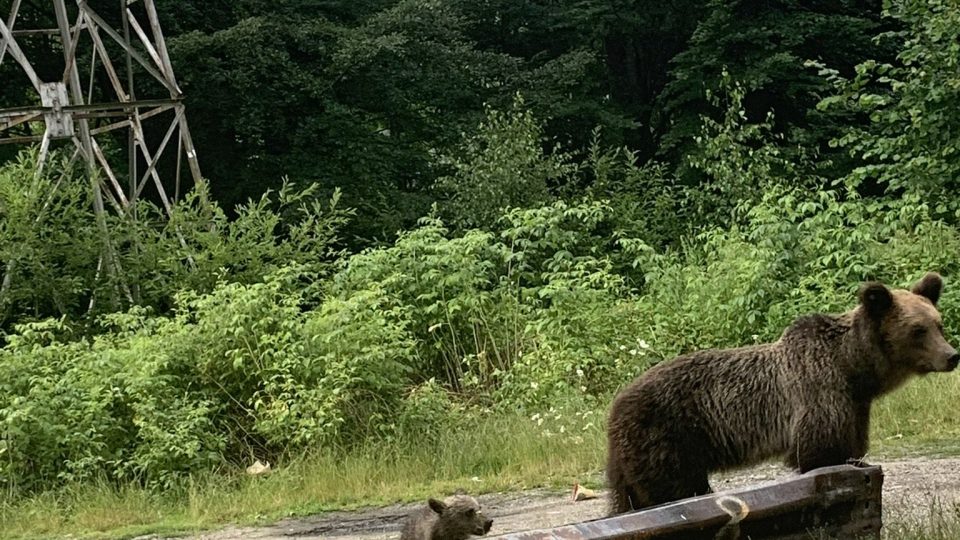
[6,180,960,495]
[329,198,645,406]
[582,130,688,250]
[816,0,960,217]
[435,95,576,230]
[0,150,351,331]
[0,265,414,491]
[387,379,467,443]
[0,152,101,326]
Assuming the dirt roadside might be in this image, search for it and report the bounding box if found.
[141,456,960,540]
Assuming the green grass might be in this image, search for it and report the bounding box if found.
[3,371,960,540]
[0,412,606,539]
[883,505,960,540]
[871,371,960,457]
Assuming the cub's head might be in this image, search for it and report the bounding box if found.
[428,495,494,538]
[859,272,958,374]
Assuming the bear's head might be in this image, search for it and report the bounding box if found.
[428,495,494,537]
[859,272,959,375]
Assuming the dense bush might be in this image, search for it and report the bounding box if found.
[5,177,959,492]
[0,152,102,324]
[0,151,351,330]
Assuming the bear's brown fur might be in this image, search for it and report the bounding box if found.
[400,494,493,540]
[606,273,958,515]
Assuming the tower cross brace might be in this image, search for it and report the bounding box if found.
[0,0,205,214]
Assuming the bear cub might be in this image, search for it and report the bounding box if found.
[606,272,958,515]
[400,494,493,540]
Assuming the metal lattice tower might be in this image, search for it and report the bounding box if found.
[0,0,204,215]
[0,0,206,307]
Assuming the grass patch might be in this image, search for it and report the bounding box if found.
[0,412,606,539]
[871,372,960,457]
[883,504,960,540]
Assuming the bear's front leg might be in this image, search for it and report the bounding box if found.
[849,400,872,467]
[791,404,860,473]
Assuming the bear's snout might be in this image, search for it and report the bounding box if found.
[933,342,960,371]
[947,352,960,371]
[481,517,493,534]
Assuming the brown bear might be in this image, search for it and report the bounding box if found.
[400,494,494,540]
[605,272,958,515]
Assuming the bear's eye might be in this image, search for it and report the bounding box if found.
[912,326,928,339]
[466,508,476,517]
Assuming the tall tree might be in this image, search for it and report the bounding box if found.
[453,0,707,153]
[167,2,526,241]
[819,0,960,215]
[654,0,895,178]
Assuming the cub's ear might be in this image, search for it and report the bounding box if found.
[911,272,943,305]
[428,498,447,515]
[859,282,893,319]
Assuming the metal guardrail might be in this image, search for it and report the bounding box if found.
[487,464,883,540]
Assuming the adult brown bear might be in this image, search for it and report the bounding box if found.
[605,273,958,515]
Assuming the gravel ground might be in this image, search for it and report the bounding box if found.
[140,457,960,540]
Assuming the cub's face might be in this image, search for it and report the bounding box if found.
[428,495,494,537]
[861,272,959,373]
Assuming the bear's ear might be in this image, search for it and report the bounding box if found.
[911,272,943,305]
[859,282,893,319]
[428,498,447,515]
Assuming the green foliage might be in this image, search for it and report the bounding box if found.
[435,96,576,229]
[0,265,414,491]
[655,0,892,174]
[126,180,351,298]
[0,0,901,247]
[684,72,811,226]
[632,180,960,357]
[0,314,225,491]
[9,161,960,496]
[330,198,632,404]
[386,379,466,443]
[164,0,616,243]
[817,0,960,217]
[0,196,630,491]
[582,129,687,249]
[10,98,960,493]
[0,151,101,323]
[7,5,960,532]
[0,150,350,329]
